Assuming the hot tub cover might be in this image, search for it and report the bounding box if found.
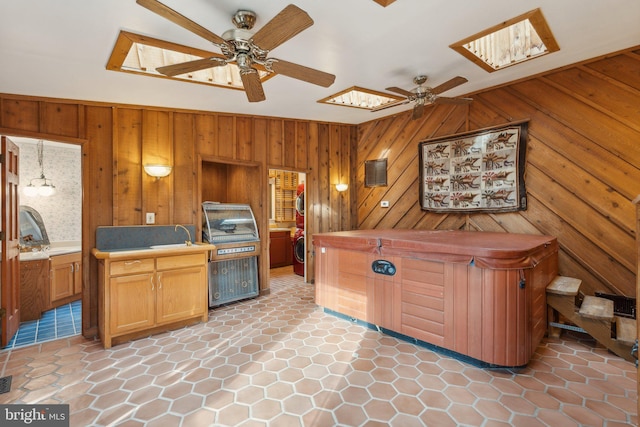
[312,229,557,270]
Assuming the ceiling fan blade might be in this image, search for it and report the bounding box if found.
[385,86,414,98]
[431,76,468,95]
[412,103,425,120]
[136,0,229,47]
[269,59,335,87]
[156,57,227,77]
[371,99,410,112]
[251,5,314,52]
[434,96,473,105]
[240,70,266,102]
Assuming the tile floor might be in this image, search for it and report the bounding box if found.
[5,299,82,349]
[0,266,637,426]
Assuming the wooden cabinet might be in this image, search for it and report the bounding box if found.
[108,258,156,336]
[270,170,298,222]
[19,259,50,321]
[50,252,82,306]
[269,230,293,268]
[155,253,207,325]
[95,249,209,348]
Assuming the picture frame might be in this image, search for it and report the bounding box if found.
[419,120,529,213]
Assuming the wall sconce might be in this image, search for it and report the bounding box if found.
[144,164,172,179]
[335,183,349,192]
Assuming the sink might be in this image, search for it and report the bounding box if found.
[149,243,191,249]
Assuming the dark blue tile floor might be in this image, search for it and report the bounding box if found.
[3,300,81,350]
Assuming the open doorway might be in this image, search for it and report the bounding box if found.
[5,137,82,349]
[268,169,305,278]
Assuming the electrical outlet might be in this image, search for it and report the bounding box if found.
[146,212,155,224]
[381,201,390,208]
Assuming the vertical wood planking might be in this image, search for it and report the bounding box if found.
[329,124,341,232]
[306,122,320,281]
[253,118,268,165]
[295,122,308,171]
[141,110,173,224]
[84,105,114,337]
[173,112,197,225]
[114,108,143,225]
[283,120,296,169]
[235,116,253,162]
[317,124,331,232]
[268,119,283,167]
[216,115,234,159]
[195,114,217,157]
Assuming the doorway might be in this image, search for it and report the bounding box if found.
[268,169,305,278]
[4,137,83,349]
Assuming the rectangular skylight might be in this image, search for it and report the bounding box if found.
[450,9,559,72]
[318,86,404,110]
[106,31,271,90]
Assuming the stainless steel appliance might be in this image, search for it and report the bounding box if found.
[202,202,261,307]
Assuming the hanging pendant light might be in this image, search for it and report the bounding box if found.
[23,140,56,197]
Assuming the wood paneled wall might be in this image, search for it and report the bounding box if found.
[1,46,636,338]
[0,96,357,338]
[356,46,640,299]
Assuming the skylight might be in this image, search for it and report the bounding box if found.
[450,8,559,72]
[106,31,271,90]
[318,86,404,110]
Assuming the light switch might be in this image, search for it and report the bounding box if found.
[381,201,390,208]
[146,212,155,224]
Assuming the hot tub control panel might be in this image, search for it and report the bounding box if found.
[372,259,396,276]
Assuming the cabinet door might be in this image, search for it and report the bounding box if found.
[109,273,155,335]
[20,259,49,321]
[155,266,206,325]
[73,260,82,295]
[50,259,74,303]
[50,252,82,304]
[269,231,291,268]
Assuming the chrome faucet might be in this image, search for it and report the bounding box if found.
[174,224,193,246]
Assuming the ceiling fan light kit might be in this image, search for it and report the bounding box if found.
[372,75,472,120]
[135,0,335,102]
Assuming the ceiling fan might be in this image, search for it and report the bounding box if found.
[136,0,336,102]
[372,75,472,120]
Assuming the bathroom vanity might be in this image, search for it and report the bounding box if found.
[19,205,83,320]
[19,249,82,321]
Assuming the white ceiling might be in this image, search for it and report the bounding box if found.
[1,0,638,125]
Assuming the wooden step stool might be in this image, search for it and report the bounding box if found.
[579,295,614,321]
[547,276,583,337]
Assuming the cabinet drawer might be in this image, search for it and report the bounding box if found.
[110,258,155,276]
[156,253,205,270]
[50,251,81,267]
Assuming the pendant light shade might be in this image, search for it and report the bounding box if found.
[23,140,56,197]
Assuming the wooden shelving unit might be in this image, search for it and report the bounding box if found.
[270,170,298,222]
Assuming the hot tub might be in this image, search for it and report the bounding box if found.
[313,230,558,367]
